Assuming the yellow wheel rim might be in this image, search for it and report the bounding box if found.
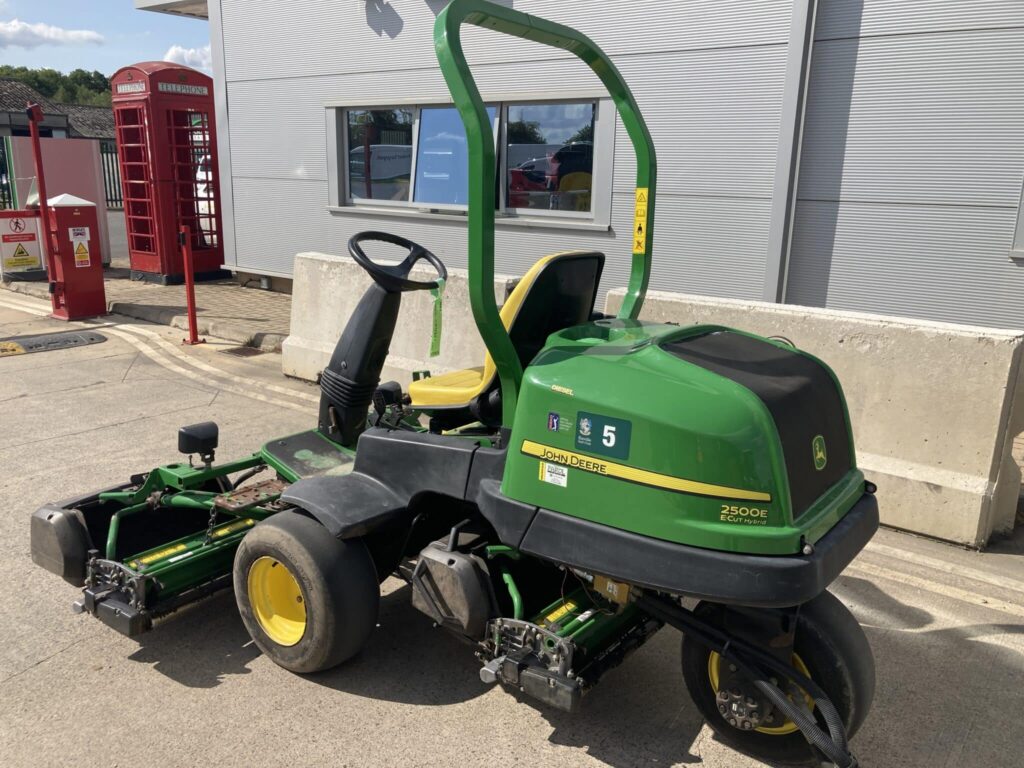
[247,556,307,647]
[707,651,815,736]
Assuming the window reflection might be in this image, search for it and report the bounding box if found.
[506,103,595,212]
[414,106,497,206]
[347,109,414,201]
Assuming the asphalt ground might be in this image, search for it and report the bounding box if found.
[1,291,1022,768]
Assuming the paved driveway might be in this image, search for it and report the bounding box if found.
[1,292,1022,768]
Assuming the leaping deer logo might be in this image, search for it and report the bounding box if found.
[812,435,827,471]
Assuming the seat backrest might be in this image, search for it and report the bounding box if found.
[481,251,605,383]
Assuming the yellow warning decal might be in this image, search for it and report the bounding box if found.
[0,341,25,357]
[4,243,38,269]
[211,518,256,538]
[633,187,648,254]
[74,241,90,267]
[521,440,772,502]
[129,543,187,568]
[544,600,577,625]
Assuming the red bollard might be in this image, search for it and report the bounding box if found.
[179,225,205,345]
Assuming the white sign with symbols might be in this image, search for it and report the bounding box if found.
[1,217,43,275]
[69,226,91,268]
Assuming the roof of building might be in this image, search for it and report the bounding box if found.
[0,80,115,139]
[0,78,62,115]
[62,103,116,140]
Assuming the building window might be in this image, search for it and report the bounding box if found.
[505,102,594,213]
[346,108,413,203]
[330,98,611,226]
[414,106,497,207]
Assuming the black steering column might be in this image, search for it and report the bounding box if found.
[318,231,447,447]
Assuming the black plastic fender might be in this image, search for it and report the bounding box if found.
[30,481,135,586]
[280,473,405,538]
[281,427,508,540]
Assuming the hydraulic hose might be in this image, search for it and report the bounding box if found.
[636,595,857,768]
[637,595,849,750]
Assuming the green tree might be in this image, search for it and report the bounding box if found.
[507,119,545,144]
[0,66,111,106]
[566,123,593,144]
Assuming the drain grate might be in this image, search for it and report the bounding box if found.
[0,330,107,357]
[220,346,264,358]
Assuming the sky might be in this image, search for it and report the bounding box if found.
[0,0,211,75]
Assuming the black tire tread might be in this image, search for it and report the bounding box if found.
[681,590,874,767]
[233,511,379,674]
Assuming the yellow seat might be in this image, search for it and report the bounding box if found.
[409,366,486,405]
[408,250,604,411]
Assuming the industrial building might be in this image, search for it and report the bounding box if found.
[137,1,1024,329]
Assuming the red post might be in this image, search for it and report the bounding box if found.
[26,103,60,312]
[179,225,205,345]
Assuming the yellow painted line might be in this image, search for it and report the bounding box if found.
[521,440,772,502]
[0,340,25,356]
[845,561,1024,621]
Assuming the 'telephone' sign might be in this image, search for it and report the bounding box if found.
[157,82,209,96]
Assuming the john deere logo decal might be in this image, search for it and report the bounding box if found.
[812,435,827,471]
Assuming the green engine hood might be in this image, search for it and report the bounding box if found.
[501,320,865,555]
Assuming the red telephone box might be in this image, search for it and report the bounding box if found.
[111,62,227,284]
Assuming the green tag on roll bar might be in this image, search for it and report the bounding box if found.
[429,277,445,357]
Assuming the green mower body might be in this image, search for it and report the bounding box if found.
[504,321,863,556]
[30,3,878,765]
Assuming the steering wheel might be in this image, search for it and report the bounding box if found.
[348,231,447,293]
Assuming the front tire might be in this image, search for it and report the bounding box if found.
[234,511,379,674]
[681,590,875,766]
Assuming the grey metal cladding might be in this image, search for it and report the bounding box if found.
[220,0,792,83]
[815,0,1024,42]
[610,45,786,200]
[218,0,791,301]
[230,177,771,305]
[789,6,1024,328]
[798,29,1024,206]
[787,201,1021,329]
[226,46,787,200]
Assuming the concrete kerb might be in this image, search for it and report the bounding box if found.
[607,288,1024,548]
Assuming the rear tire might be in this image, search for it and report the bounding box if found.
[234,511,379,673]
[681,590,874,766]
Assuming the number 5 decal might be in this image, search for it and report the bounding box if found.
[602,425,616,447]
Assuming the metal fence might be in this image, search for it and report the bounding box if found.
[0,139,13,210]
[99,139,122,209]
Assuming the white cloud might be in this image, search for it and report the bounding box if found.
[163,43,212,73]
[0,18,104,48]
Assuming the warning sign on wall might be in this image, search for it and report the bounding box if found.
[1,217,43,274]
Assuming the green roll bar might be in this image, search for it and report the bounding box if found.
[434,0,657,428]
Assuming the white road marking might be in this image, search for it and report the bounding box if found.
[846,561,1024,620]
[115,322,319,404]
[864,541,1024,598]
[0,295,49,316]
[103,326,312,414]
[0,294,313,414]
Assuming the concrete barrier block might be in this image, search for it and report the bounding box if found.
[282,252,511,383]
[606,289,1024,547]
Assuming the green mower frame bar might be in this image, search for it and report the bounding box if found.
[434,0,657,427]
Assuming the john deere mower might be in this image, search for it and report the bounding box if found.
[31,2,878,765]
